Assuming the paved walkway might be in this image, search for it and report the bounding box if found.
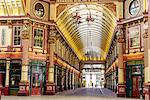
[57,88,103,96]
[57,88,116,97]
[2,88,139,100]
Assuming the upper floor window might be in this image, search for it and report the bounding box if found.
[129,25,140,48]
[1,28,6,45]
[129,0,140,16]
[13,26,22,46]
[34,29,43,48]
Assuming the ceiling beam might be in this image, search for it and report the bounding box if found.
[55,0,123,4]
[81,60,105,64]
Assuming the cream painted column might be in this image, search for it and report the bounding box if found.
[143,19,150,99]
[118,40,124,84]
[66,68,68,90]
[55,66,57,87]
[69,70,72,89]
[117,25,126,97]
[18,25,30,96]
[143,22,149,84]
[61,68,64,91]
[72,71,75,89]
[4,59,10,95]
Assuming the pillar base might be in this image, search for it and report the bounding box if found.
[4,86,9,96]
[46,82,56,95]
[18,82,29,96]
[143,83,150,100]
[117,84,126,97]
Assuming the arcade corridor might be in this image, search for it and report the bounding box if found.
[0,0,150,100]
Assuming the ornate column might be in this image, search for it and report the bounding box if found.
[18,25,30,96]
[46,26,57,95]
[55,66,57,92]
[117,25,126,97]
[79,62,83,87]
[4,58,10,95]
[72,71,75,89]
[143,20,150,100]
[66,68,68,90]
[61,68,64,91]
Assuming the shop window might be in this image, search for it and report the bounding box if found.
[13,26,22,46]
[10,62,21,87]
[1,28,6,45]
[129,26,140,48]
[34,29,43,48]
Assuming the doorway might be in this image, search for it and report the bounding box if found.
[29,61,46,95]
[132,76,142,98]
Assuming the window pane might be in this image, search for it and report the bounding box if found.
[34,29,43,48]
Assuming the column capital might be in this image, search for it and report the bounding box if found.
[143,29,148,39]
[48,37,57,44]
[117,35,125,43]
[22,25,30,40]
[22,32,30,40]
[116,24,125,43]
[48,26,60,44]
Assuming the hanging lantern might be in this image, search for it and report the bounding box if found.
[73,12,82,24]
[86,15,94,22]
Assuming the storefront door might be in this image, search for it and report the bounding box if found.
[9,61,21,95]
[132,76,140,98]
[31,66,46,95]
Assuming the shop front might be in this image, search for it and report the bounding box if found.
[0,60,6,94]
[126,60,144,98]
[29,61,46,95]
[55,65,62,92]
[63,68,67,90]
[9,60,21,95]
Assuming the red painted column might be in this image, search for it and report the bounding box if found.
[18,24,30,96]
[46,26,57,95]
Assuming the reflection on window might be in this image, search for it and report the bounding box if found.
[10,63,21,87]
[129,0,140,16]
[132,66,141,74]
[35,3,44,17]
[1,28,6,45]
[34,29,43,48]
[13,26,22,46]
[129,26,140,48]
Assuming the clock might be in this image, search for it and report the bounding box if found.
[35,3,44,17]
[129,0,140,16]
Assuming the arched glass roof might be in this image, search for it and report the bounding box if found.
[0,0,25,16]
[56,4,116,61]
